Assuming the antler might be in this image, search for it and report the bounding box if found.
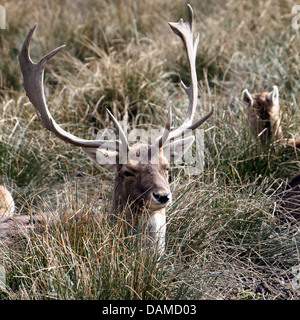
[155,4,214,148]
[19,24,129,153]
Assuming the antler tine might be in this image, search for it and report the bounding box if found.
[155,4,213,148]
[19,24,128,152]
[158,101,173,148]
[106,109,130,152]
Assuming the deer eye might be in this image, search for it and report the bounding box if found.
[123,170,135,177]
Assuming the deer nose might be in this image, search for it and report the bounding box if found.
[153,192,170,204]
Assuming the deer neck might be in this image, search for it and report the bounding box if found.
[111,179,167,254]
[269,105,283,140]
[146,208,166,254]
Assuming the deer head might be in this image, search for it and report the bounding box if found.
[242,85,283,145]
[19,5,213,252]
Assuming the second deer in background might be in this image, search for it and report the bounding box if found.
[242,86,300,221]
[242,85,300,148]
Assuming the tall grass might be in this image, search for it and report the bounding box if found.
[0,0,300,299]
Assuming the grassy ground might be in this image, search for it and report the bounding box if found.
[0,0,300,299]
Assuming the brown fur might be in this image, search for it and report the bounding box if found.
[243,87,300,221]
[242,86,300,148]
[113,144,170,211]
[111,144,172,252]
[243,89,282,145]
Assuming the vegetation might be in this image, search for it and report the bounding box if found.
[0,0,300,299]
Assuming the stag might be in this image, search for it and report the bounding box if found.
[9,5,213,252]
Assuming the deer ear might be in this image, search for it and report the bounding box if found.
[163,135,195,163]
[270,85,279,105]
[242,89,253,107]
[82,147,118,170]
